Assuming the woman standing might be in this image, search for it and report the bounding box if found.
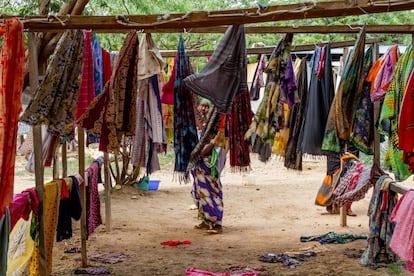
[191,131,227,234]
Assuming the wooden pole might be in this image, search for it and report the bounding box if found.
[104,152,111,232]
[78,127,88,267]
[52,148,59,179]
[62,141,67,178]
[28,32,48,276]
[373,42,381,167]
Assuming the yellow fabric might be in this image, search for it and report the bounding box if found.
[7,216,34,276]
[29,181,60,275]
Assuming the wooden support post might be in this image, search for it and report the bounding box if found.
[78,127,88,267]
[104,152,111,232]
[62,141,67,178]
[53,149,59,179]
[339,46,349,227]
[373,42,381,167]
[28,33,48,276]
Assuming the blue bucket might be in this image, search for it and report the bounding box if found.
[148,180,160,190]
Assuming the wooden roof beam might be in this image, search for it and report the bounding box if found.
[2,0,414,31]
[23,24,414,34]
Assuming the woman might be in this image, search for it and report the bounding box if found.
[191,131,227,234]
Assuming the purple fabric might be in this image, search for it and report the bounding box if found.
[282,56,297,108]
[86,162,102,237]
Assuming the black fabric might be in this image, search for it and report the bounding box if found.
[301,44,334,155]
[56,176,82,242]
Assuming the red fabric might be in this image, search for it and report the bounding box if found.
[398,69,414,166]
[59,178,70,199]
[185,268,258,276]
[102,48,112,85]
[161,240,192,246]
[76,31,95,121]
[0,18,25,217]
[317,45,326,79]
[161,55,177,105]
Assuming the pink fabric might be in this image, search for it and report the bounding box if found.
[367,45,400,102]
[9,188,39,231]
[185,268,258,276]
[389,190,414,261]
[161,55,176,105]
[406,260,414,273]
[76,30,95,121]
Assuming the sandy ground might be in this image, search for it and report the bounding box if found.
[13,152,414,276]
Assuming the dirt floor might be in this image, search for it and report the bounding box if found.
[13,152,414,276]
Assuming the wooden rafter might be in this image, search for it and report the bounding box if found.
[3,0,414,31]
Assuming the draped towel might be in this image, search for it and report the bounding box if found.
[184,25,247,113]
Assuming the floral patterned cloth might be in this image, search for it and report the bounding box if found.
[20,30,84,138]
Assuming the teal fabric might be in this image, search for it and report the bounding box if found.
[0,207,10,276]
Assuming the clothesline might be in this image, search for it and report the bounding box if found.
[160,38,382,57]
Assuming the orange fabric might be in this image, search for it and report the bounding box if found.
[0,18,25,217]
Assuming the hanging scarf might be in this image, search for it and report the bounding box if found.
[399,69,414,173]
[322,28,366,153]
[229,90,252,171]
[0,18,25,218]
[92,34,104,96]
[284,58,308,170]
[75,30,95,121]
[78,31,139,153]
[378,45,412,181]
[367,45,400,102]
[349,47,374,155]
[250,54,266,101]
[245,33,293,162]
[174,36,199,176]
[301,44,334,155]
[184,25,247,113]
[21,30,84,137]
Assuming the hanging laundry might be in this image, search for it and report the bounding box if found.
[161,55,176,105]
[360,174,398,268]
[30,181,60,275]
[284,58,308,170]
[378,45,412,181]
[86,163,102,238]
[56,177,82,242]
[1,208,10,276]
[0,18,25,218]
[249,54,266,101]
[389,190,414,273]
[229,90,252,171]
[301,44,334,155]
[398,68,414,173]
[173,36,199,176]
[322,28,366,153]
[76,30,95,121]
[92,34,104,96]
[131,33,166,175]
[20,29,84,138]
[349,47,374,155]
[245,33,294,162]
[78,31,139,153]
[7,216,34,276]
[9,188,39,232]
[366,45,400,102]
[184,25,247,113]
